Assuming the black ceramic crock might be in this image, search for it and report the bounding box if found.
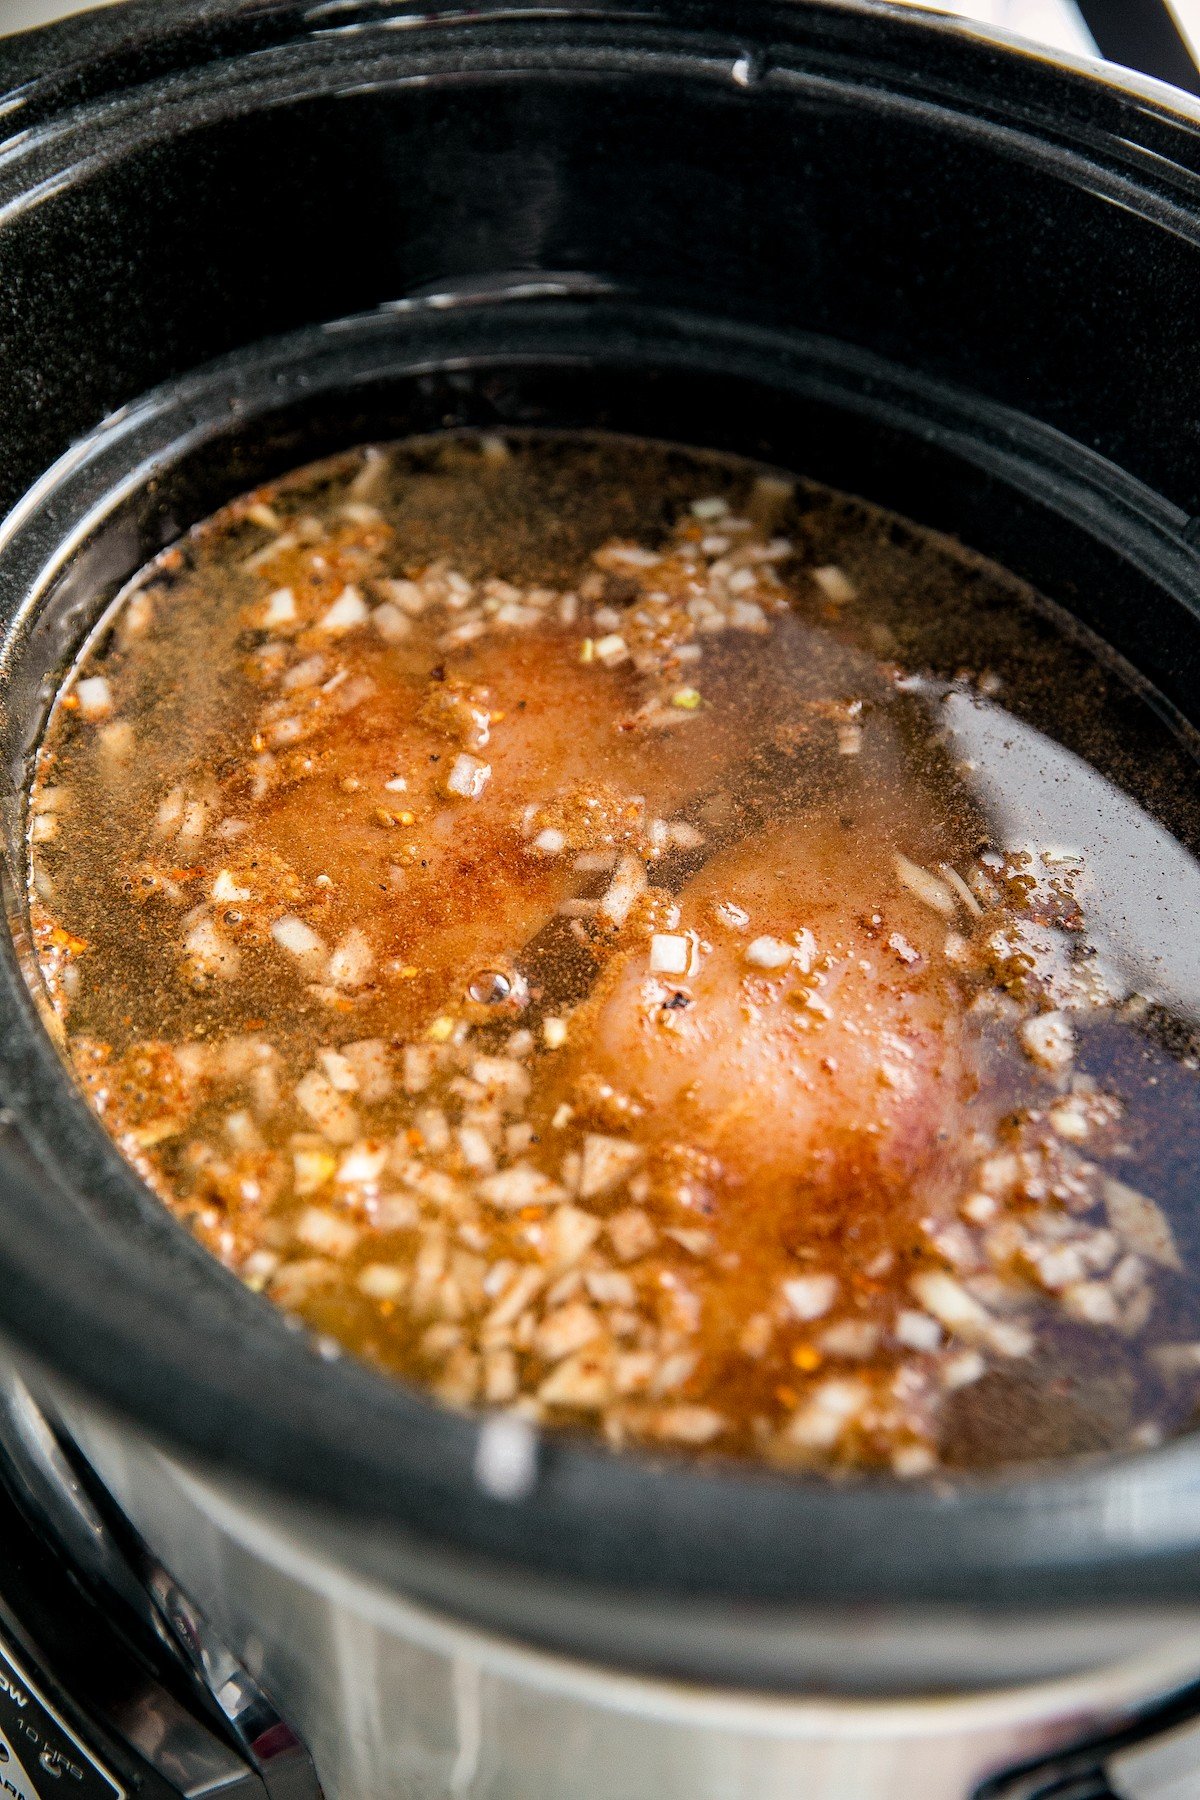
[2,0,1200,1690]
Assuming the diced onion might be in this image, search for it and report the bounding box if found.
[649,933,690,975]
[358,1263,407,1301]
[294,1069,359,1143]
[812,564,857,604]
[1104,1176,1181,1270]
[318,584,369,633]
[894,854,958,918]
[98,721,134,762]
[262,587,296,627]
[318,1048,358,1092]
[782,1272,838,1320]
[1019,1010,1074,1072]
[296,1207,359,1256]
[594,633,629,667]
[328,927,374,989]
[336,1142,390,1185]
[895,1309,943,1351]
[477,1164,567,1209]
[578,1133,643,1199]
[598,853,646,928]
[372,601,411,643]
[271,916,327,963]
[785,1378,867,1449]
[445,753,491,800]
[183,917,239,980]
[293,1147,336,1195]
[76,676,113,720]
[909,1270,989,1336]
[745,935,792,970]
[211,869,251,903]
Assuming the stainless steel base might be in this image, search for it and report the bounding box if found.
[43,1392,1200,1800]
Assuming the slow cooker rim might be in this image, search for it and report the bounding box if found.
[4,0,1200,201]
[0,0,1196,115]
[3,0,1200,1640]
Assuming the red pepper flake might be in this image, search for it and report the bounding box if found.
[48,926,88,954]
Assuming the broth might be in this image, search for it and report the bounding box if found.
[26,431,1200,1476]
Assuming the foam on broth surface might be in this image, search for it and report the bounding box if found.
[27,431,1200,1475]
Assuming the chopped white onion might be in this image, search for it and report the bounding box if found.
[377,578,428,616]
[317,1048,358,1092]
[76,676,113,720]
[893,854,958,918]
[477,1164,567,1209]
[318,584,368,633]
[446,753,491,800]
[211,869,251,903]
[785,1378,867,1449]
[357,1263,407,1301]
[594,633,629,667]
[909,1270,990,1337]
[649,933,690,975]
[1019,1010,1074,1072]
[812,564,857,604]
[294,1069,359,1143]
[783,1272,838,1321]
[895,1309,943,1352]
[183,917,240,980]
[155,786,185,835]
[578,1133,643,1199]
[598,853,646,928]
[371,601,411,643]
[98,721,134,762]
[296,1207,359,1256]
[262,587,297,627]
[328,928,374,989]
[745,935,792,970]
[1104,1176,1181,1270]
[819,1320,880,1359]
[340,1039,392,1102]
[403,1044,436,1093]
[271,916,327,963]
[281,654,326,692]
[336,1142,390,1185]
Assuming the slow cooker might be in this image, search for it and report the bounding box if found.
[6,2,1200,1795]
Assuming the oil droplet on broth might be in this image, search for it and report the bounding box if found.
[26,431,1200,1477]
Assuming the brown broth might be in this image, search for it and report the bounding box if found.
[26,431,1200,1476]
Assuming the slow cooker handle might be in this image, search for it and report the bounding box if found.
[1074,0,1200,97]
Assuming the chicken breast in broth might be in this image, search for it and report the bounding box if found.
[572,812,977,1197]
